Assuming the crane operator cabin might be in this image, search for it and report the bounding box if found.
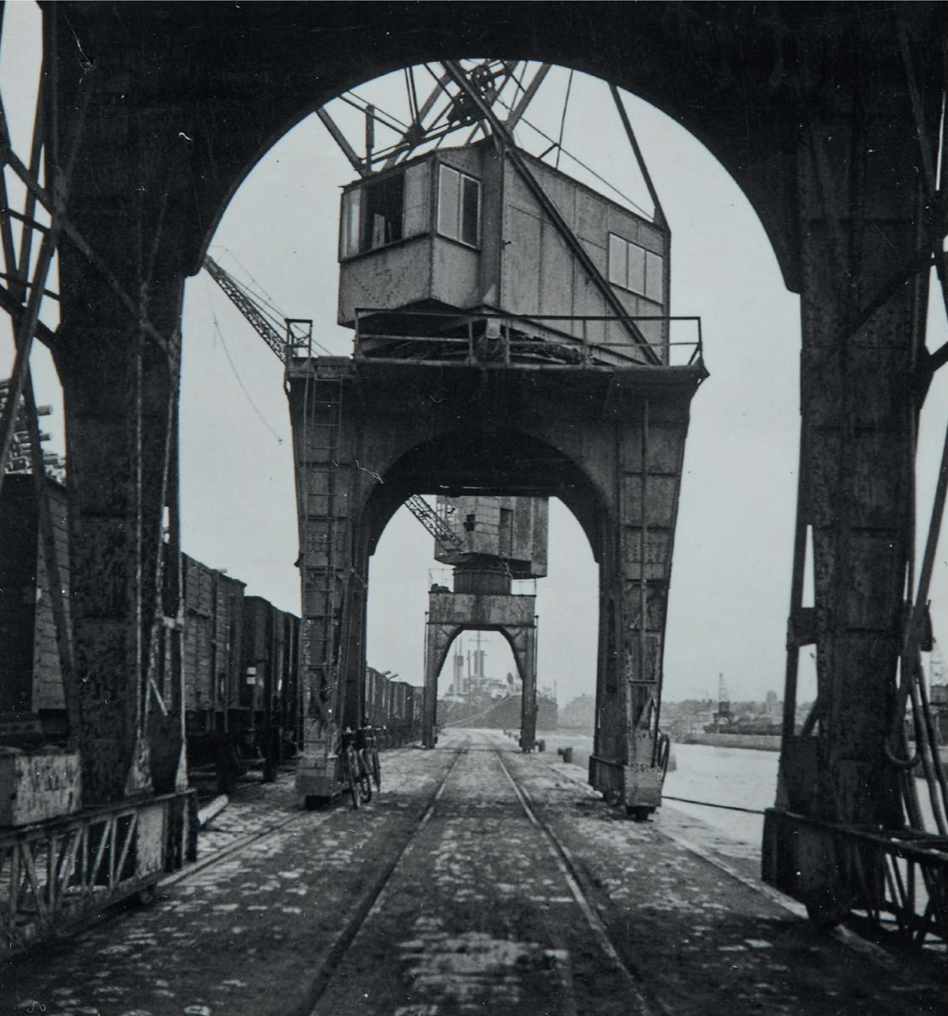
[336,136,669,365]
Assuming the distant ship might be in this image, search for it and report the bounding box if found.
[438,690,558,731]
[436,642,558,731]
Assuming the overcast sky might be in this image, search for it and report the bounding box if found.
[3,4,946,708]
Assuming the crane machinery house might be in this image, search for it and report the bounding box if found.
[337,137,669,365]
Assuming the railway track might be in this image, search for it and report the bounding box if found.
[166,748,468,905]
[156,734,661,1015]
[5,730,943,1016]
[298,743,469,1013]
[302,734,665,1016]
[492,747,664,1016]
[152,732,938,1016]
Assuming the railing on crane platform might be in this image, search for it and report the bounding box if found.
[427,568,538,597]
[348,309,704,368]
[283,318,315,361]
[279,309,704,368]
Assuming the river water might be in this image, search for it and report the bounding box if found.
[535,731,775,849]
[663,743,776,847]
[534,731,940,849]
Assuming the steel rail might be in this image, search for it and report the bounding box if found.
[162,746,462,902]
[490,744,666,1016]
[303,736,666,1015]
[301,743,467,1014]
[157,802,311,893]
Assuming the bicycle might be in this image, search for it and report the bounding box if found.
[359,725,382,792]
[341,728,373,808]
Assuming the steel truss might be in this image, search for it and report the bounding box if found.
[763,810,947,949]
[0,791,196,958]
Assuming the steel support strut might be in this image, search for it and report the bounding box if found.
[0,10,196,959]
[422,598,538,751]
[34,9,190,804]
[767,19,945,938]
[590,394,686,815]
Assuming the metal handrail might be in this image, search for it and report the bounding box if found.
[351,307,704,367]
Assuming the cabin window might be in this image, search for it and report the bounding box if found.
[363,175,403,251]
[644,250,664,302]
[607,233,664,303]
[438,165,480,246]
[339,162,430,258]
[340,187,362,257]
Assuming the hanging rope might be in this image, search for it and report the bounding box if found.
[203,281,284,445]
[663,795,766,816]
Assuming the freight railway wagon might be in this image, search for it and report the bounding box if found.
[0,474,73,743]
[1,474,425,785]
[177,554,303,789]
[0,474,304,790]
[364,666,425,748]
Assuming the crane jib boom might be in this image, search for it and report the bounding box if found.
[406,494,464,553]
[203,254,288,363]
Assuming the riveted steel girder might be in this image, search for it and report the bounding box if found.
[287,356,703,808]
[423,592,538,751]
[776,29,939,832]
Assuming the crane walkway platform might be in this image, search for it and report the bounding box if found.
[2,729,943,1016]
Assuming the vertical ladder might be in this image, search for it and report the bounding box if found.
[302,366,348,763]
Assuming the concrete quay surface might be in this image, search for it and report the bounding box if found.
[2,729,944,1016]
